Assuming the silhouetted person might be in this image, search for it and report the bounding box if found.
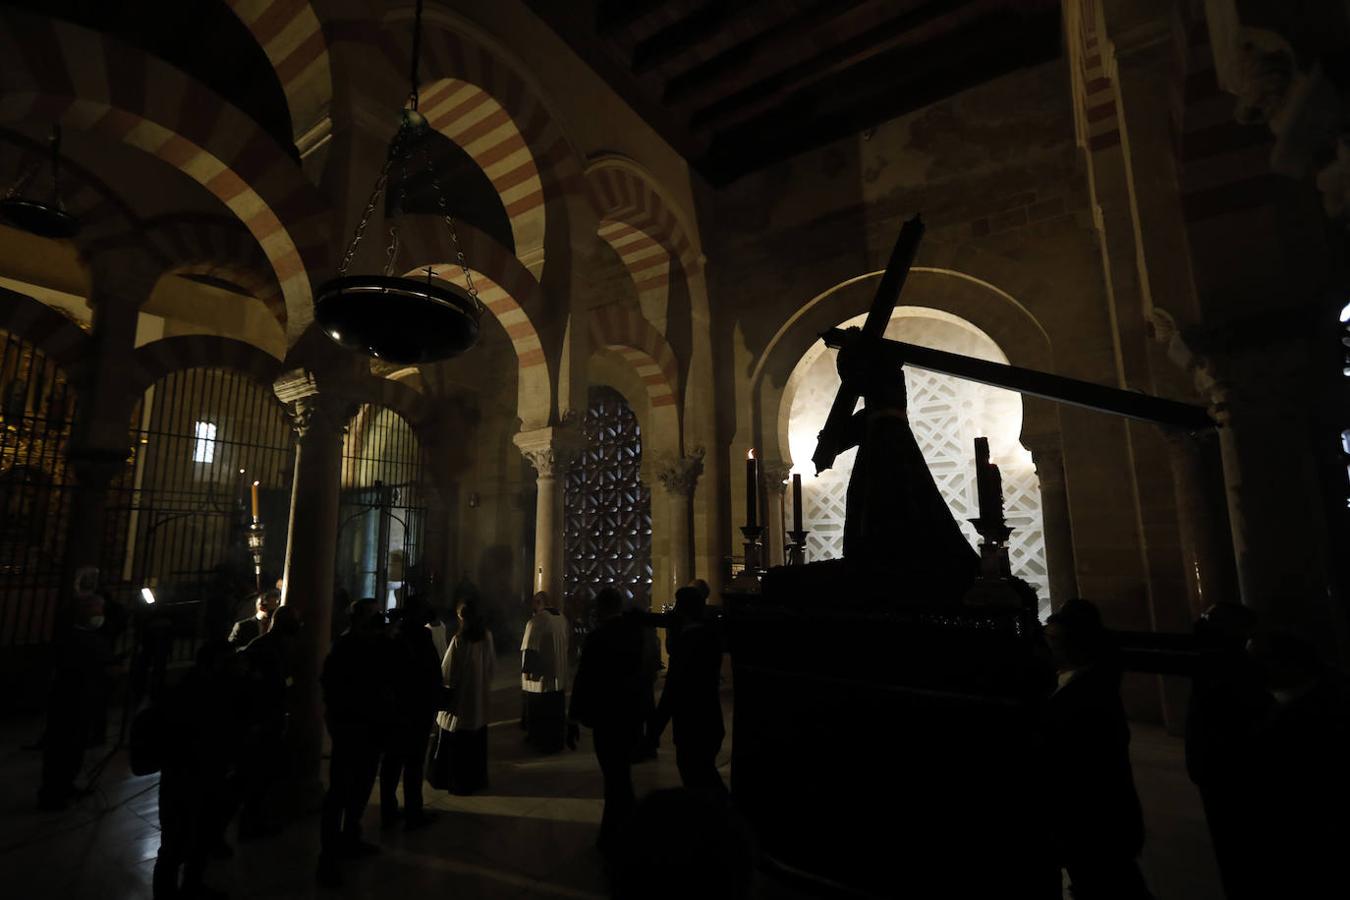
[648,587,726,793]
[1041,599,1151,900]
[154,640,245,900]
[38,593,114,810]
[1184,603,1270,900]
[612,788,756,900]
[1244,631,1350,898]
[567,587,645,854]
[317,599,390,887]
[521,590,569,753]
[380,597,442,828]
[228,589,280,648]
[635,595,663,760]
[236,604,301,840]
[431,598,496,794]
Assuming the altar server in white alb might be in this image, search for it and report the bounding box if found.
[521,590,570,753]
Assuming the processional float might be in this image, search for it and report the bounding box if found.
[724,215,1215,897]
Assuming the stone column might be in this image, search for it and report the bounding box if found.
[513,426,576,604]
[657,450,705,598]
[1163,428,1239,617]
[1025,436,1078,609]
[761,459,792,568]
[274,370,350,802]
[59,284,143,616]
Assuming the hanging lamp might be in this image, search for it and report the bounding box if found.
[315,0,483,364]
[1,126,79,239]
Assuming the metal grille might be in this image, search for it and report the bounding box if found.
[337,404,426,611]
[563,386,653,608]
[106,368,295,658]
[0,330,78,646]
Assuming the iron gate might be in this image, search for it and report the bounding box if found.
[337,404,427,612]
[0,329,78,646]
[105,367,295,657]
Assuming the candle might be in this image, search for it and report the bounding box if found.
[745,449,758,528]
[791,473,802,532]
[251,480,260,521]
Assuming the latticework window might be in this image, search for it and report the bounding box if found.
[564,386,653,607]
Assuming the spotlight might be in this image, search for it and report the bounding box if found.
[140,586,156,605]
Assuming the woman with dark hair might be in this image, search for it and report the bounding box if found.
[429,599,496,794]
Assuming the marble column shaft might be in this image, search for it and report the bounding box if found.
[514,427,577,604]
[762,460,792,569]
[1026,437,1078,609]
[275,372,349,802]
[657,450,705,599]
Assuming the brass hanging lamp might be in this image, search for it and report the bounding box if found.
[315,0,483,364]
[1,125,78,239]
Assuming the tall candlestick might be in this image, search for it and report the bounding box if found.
[745,449,758,528]
[792,472,804,534]
[251,479,260,521]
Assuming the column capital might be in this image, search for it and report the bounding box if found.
[66,445,130,489]
[273,369,354,441]
[656,447,706,497]
[1022,434,1066,491]
[513,425,582,478]
[761,458,792,495]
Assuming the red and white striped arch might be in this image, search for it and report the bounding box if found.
[224,0,332,143]
[397,218,552,428]
[589,303,680,413]
[142,216,286,326]
[586,160,698,332]
[0,11,332,341]
[412,21,586,261]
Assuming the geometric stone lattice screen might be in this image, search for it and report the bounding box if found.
[563,386,653,607]
[786,307,1049,615]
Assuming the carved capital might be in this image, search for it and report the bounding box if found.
[656,447,706,496]
[66,445,130,489]
[1022,435,1065,492]
[273,369,351,442]
[513,425,581,479]
[761,459,792,495]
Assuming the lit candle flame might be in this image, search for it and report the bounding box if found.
[747,448,756,460]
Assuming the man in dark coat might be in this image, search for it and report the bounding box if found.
[1041,599,1151,900]
[236,604,301,840]
[379,597,442,829]
[647,587,726,793]
[228,589,280,648]
[1184,603,1270,899]
[317,599,390,887]
[568,587,645,854]
[154,640,246,900]
[38,593,114,810]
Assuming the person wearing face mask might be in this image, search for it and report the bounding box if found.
[38,592,116,810]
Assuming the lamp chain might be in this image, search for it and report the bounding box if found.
[408,0,425,111]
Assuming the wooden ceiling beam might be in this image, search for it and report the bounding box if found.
[687,0,1002,135]
[632,0,788,77]
[698,9,1061,183]
[597,0,683,38]
[661,0,887,107]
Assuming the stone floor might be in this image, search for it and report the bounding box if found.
[0,659,1221,899]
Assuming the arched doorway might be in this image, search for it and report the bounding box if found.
[337,405,427,612]
[109,366,296,654]
[784,307,1050,614]
[563,386,653,614]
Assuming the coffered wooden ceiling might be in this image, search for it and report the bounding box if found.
[524,0,1063,184]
